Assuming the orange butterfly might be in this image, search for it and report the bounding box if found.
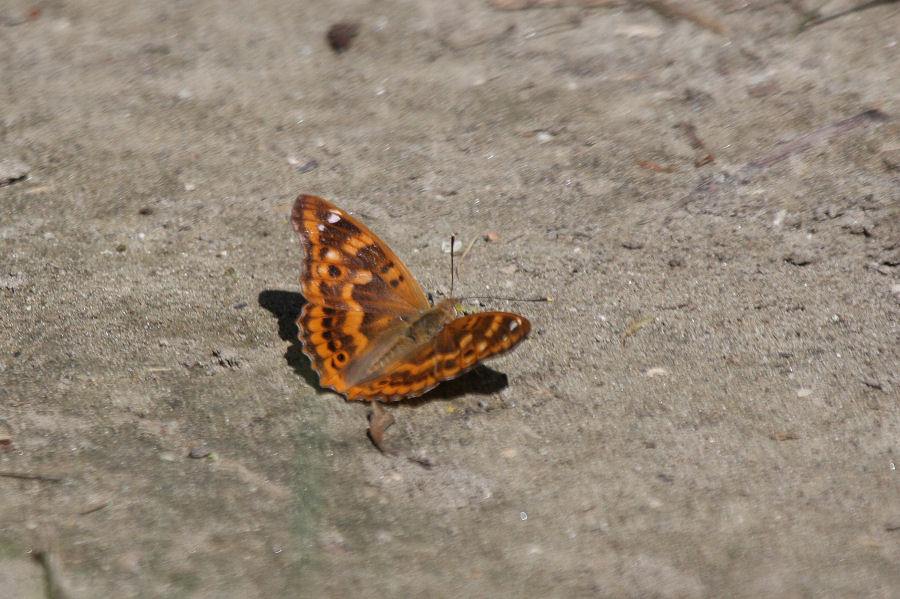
[291,194,530,402]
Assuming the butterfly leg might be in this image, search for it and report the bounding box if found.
[367,401,396,454]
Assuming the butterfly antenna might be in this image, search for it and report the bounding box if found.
[449,233,456,298]
[448,233,550,304]
[460,295,553,303]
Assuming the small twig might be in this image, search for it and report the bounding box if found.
[638,0,727,35]
[637,159,677,173]
[677,122,716,166]
[677,121,705,150]
[459,236,478,261]
[621,315,656,343]
[745,109,889,170]
[796,0,896,33]
[79,500,110,516]
[407,456,434,469]
[665,109,890,222]
[0,471,63,482]
[657,302,691,311]
[367,402,396,454]
[491,0,620,12]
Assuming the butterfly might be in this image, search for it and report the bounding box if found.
[291,194,531,402]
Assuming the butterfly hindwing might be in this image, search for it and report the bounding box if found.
[433,312,531,381]
[341,340,443,401]
[298,303,369,392]
[343,312,531,401]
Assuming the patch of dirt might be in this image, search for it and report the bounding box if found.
[1,0,898,596]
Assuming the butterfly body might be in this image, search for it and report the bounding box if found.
[292,194,530,402]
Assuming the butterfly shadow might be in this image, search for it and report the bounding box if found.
[258,289,321,390]
[403,365,511,408]
[258,289,513,404]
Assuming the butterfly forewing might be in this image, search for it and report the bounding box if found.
[292,195,432,394]
[292,195,429,314]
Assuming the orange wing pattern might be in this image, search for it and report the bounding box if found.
[344,312,530,401]
[292,195,430,393]
[292,195,428,314]
[290,194,530,402]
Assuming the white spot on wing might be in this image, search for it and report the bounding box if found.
[509,320,519,332]
[326,211,341,224]
[317,223,326,232]
[353,270,373,284]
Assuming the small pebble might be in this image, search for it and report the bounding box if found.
[327,22,360,52]
[785,251,813,266]
[0,159,29,186]
[189,447,211,459]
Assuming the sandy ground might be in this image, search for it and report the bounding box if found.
[1,0,898,597]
